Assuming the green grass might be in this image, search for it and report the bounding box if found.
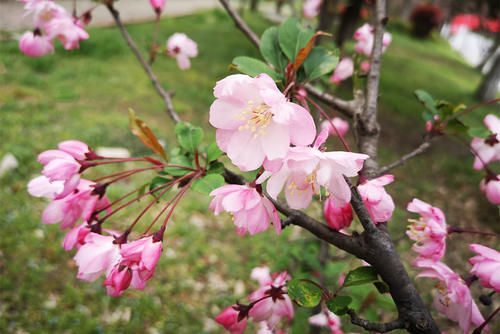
[1,10,499,334]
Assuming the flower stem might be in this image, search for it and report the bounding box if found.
[473,306,500,334]
[448,226,500,237]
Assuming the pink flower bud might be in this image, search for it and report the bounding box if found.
[58,140,90,160]
[215,306,247,334]
[150,0,166,12]
[324,198,353,230]
[19,30,54,57]
[480,175,500,205]
[320,117,349,137]
[329,58,353,84]
[357,175,395,223]
[469,244,500,292]
[104,265,133,297]
[62,222,90,251]
[74,233,121,282]
[360,60,370,72]
[471,114,500,170]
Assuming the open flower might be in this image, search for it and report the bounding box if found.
[309,309,343,334]
[469,244,500,292]
[407,198,447,261]
[45,16,89,50]
[414,259,485,333]
[209,73,316,171]
[215,306,248,334]
[329,58,353,84]
[471,114,500,170]
[258,130,368,210]
[251,266,273,286]
[209,184,281,236]
[19,30,54,57]
[62,222,91,251]
[166,33,198,70]
[357,174,395,223]
[354,23,392,57]
[248,271,294,328]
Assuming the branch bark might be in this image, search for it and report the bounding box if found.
[106,4,180,124]
[347,309,405,332]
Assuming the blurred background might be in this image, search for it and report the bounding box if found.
[0,0,499,333]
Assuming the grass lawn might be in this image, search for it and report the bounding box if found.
[1,9,498,334]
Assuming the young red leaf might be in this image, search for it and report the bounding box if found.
[293,31,330,72]
[129,109,167,161]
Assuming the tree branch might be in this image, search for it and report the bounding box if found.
[347,309,405,332]
[376,135,433,176]
[106,4,180,124]
[218,0,260,49]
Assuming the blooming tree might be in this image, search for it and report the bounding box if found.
[21,0,500,333]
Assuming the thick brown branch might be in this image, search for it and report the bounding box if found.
[347,309,404,332]
[218,0,260,49]
[106,4,180,124]
[376,135,433,176]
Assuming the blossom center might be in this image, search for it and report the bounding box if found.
[237,101,273,139]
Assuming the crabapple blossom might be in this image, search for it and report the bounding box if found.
[119,236,163,290]
[357,174,395,223]
[103,265,133,297]
[469,244,500,292]
[248,271,294,328]
[251,266,273,286]
[57,140,90,160]
[45,16,89,50]
[480,174,500,205]
[150,0,166,13]
[406,198,447,261]
[470,114,500,170]
[27,175,63,199]
[209,73,316,171]
[303,0,322,19]
[209,184,281,236]
[308,309,343,334]
[74,232,121,282]
[353,23,392,57]
[258,129,368,210]
[321,118,349,137]
[215,306,248,334]
[323,198,353,231]
[166,33,198,70]
[414,259,485,333]
[62,222,91,251]
[329,58,353,84]
[19,30,54,57]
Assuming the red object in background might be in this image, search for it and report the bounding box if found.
[450,14,481,33]
[484,18,500,33]
[410,4,442,38]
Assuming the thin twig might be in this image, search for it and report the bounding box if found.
[347,309,405,332]
[472,306,500,334]
[106,4,180,123]
[218,0,261,49]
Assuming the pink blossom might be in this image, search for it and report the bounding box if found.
[248,271,294,328]
[38,149,81,198]
[103,265,133,297]
[74,232,121,282]
[320,117,349,137]
[480,174,500,205]
[353,23,391,56]
[62,222,90,251]
[357,175,395,223]
[45,16,89,50]
[414,259,485,333]
[258,130,368,210]
[471,114,500,170]
[58,140,90,160]
[209,184,281,236]
[251,266,273,286]
[120,236,163,290]
[23,0,67,29]
[303,0,322,19]
[329,58,353,84]
[27,175,63,199]
[360,60,370,72]
[150,0,166,13]
[19,30,54,57]
[215,306,248,334]
[40,179,110,230]
[309,309,343,334]
[210,74,316,171]
[166,33,198,70]
[407,198,447,261]
[469,244,500,292]
[324,198,353,230]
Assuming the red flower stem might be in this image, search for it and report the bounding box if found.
[89,157,160,165]
[448,98,500,124]
[126,184,172,233]
[448,226,500,237]
[283,81,295,96]
[473,306,500,334]
[92,165,164,183]
[149,13,161,64]
[194,150,202,170]
[306,95,351,152]
[142,172,201,234]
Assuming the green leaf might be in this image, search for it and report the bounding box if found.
[149,176,171,195]
[414,89,438,114]
[163,155,193,176]
[304,47,339,81]
[190,174,225,194]
[468,127,492,139]
[175,121,204,153]
[326,296,352,315]
[260,26,288,72]
[278,18,314,63]
[374,281,390,294]
[232,56,279,80]
[422,110,435,122]
[343,266,379,287]
[445,119,469,136]
[205,142,223,163]
[287,279,322,307]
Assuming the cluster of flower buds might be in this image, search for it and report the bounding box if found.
[215,266,294,333]
[18,0,89,57]
[471,114,500,205]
